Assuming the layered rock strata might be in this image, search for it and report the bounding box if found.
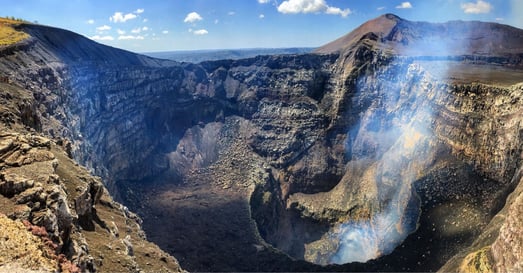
[0,14,523,272]
[0,27,183,272]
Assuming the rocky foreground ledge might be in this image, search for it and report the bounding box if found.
[0,85,182,272]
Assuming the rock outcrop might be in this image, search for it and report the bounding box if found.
[1,14,523,272]
[0,129,183,272]
[0,25,183,272]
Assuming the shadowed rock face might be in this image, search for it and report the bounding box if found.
[0,88,184,272]
[1,14,523,272]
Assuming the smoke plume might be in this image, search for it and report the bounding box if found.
[328,60,440,264]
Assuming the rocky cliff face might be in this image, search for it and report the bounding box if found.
[1,14,523,272]
[0,25,183,272]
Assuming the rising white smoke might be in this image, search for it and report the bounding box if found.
[329,62,439,264]
[312,11,508,263]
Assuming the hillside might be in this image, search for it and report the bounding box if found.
[0,24,183,273]
[0,18,29,46]
[0,13,523,272]
[316,13,523,57]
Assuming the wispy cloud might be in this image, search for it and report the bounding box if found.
[110,12,138,23]
[118,35,144,40]
[162,30,169,34]
[395,2,412,9]
[192,29,208,35]
[326,6,351,17]
[87,19,95,24]
[461,0,492,14]
[259,14,265,19]
[258,0,270,3]
[135,8,145,14]
[377,6,386,11]
[90,35,114,41]
[129,26,149,34]
[184,12,203,23]
[96,25,111,32]
[117,29,126,35]
[277,0,351,17]
[228,11,236,16]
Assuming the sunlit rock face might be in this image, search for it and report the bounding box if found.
[2,14,523,272]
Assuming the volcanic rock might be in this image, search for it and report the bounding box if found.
[0,23,183,272]
[0,13,523,273]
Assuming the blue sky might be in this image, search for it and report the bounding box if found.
[1,0,521,52]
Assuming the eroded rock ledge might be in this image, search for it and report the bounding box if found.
[1,14,523,272]
[0,71,183,272]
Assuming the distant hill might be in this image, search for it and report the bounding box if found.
[144,47,314,63]
[315,13,523,56]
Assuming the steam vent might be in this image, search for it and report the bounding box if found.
[1,13,523,272]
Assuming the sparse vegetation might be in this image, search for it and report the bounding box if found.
[1,16,26,22]
[0,214,57,271]
[0,17,29,46]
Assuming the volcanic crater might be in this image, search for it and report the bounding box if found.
[0,13,523,273]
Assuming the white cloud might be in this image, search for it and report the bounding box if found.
[461,0,492,14]
[193,29,208,35]
[143,18,148,23]
[135,8,145,14]
[214,19,219,24]
[259,14,265,19]
[87,19,95,24]
[377,6,386,11]
[162,30,169,34]
[184,12,203,23]
[395,2,412,9]
[110,12,138,23]
[118,35,145,40]
[495,17,504,21]
[277,0,351,17]
[228,11,236,16]
[129,27,149,34]
[258,0,270,3]
[90,35,114,41]
[326,6,351,17]
[278,0,327,14]
[117,29,126,35]
[96,25,111,31]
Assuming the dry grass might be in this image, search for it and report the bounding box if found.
[0,18,29,46]
[0,214,57,271]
